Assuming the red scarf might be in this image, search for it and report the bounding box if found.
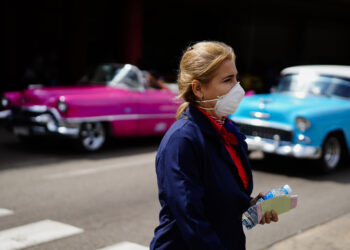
[196,106,249,189]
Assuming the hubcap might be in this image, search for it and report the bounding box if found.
[324,137,341,169]
[81,122,105,151]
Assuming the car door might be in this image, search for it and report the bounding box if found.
[136,88,178,136]
[109,88,139,137]
[108,65,143,137]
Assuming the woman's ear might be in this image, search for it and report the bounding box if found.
[192,80,203,100]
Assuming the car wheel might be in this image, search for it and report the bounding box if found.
[319,135,344,173]
[77,122,106,151]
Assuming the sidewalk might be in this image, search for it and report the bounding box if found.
[266,212,350,250]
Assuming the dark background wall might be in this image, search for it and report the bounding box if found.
[2,0,350,93]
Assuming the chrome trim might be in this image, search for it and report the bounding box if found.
[24,105,48,113]
[0,110,11,119]
[20,106,63,123]
[31,114,53,124]
[57,127,80,137]
[50,108,65,122]
[65,113,175,123]
[296,116,311,132]
[233,117,293,131]
[9,106,78,137]
[9,105,175,138]
[245,135,321,159]
[250,111,270,119]
[20,105,175,123]
[57,100,68,113]
[297,134,311,143]
[28,84,44,89]
[1,96,10,108]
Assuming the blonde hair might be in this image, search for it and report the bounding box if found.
[176,41,236,119]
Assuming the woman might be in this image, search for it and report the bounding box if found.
[150,41,278,250]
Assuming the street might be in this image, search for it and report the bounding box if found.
[0,128,350,250]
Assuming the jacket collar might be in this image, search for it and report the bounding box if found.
[181,104,221,138]
[181,104,246,146]
[181,104,253,194]
[181,104,242,171]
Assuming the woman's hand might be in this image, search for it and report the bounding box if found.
[250,192,264,206]
[250,193,279,225]
[259,210,279,225]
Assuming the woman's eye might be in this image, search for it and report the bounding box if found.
[224,78,232,83]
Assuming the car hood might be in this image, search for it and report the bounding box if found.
[21,85,118,106]
[230,92,349,124]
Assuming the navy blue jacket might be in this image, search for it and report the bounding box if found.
[150,104,253,250]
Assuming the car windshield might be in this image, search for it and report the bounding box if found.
[82,64,143,90]
[277,73,350,99]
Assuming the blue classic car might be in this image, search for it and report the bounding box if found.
[229,65,350,172]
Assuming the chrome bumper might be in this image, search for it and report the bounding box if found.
[246,136,322,159]
[3,107,80,138]
[0,110,11,119]
[12,122,80,138]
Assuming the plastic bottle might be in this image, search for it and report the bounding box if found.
[263,184,292,200]
[242,184,292,230]
[242,205,259,230]
[258,184,292,202]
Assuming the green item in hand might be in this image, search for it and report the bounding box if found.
[258,195,298,222]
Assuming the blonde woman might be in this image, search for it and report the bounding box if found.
[150,41,278,250]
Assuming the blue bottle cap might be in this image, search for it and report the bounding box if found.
[283,184,292,194]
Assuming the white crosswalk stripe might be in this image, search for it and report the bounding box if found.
[98,241,149,250]
[0,212,146,250]
[0,219,83,250]
[0,209,14,218]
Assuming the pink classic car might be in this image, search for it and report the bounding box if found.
[0,64,180,151]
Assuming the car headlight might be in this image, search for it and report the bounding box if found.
[57,98,68,112]
[296,116,311,132]
[1,96,9,108]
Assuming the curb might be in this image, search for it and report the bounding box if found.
[265,212,350,250]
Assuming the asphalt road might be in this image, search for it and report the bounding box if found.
[0,128,349,250]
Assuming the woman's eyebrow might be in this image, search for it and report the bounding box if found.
[222,74,235,80]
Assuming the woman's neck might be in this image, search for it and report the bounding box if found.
[196,104,221,119]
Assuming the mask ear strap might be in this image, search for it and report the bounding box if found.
[199,106,215,110]
[195,98,219,103]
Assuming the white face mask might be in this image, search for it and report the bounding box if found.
[196,82,245,117]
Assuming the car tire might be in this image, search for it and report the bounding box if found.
[319,134,344,173]
[76,122,106,151]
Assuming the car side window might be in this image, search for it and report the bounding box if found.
[309,79,330,96]
[123,70,140,89]
[331,79,350,98]
[110,65,144,91]
[277,75,293,92]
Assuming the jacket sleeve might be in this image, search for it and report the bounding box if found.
[158,132,227,250]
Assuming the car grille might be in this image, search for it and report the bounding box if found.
[10,107,53,125]
[237,123,293,142]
